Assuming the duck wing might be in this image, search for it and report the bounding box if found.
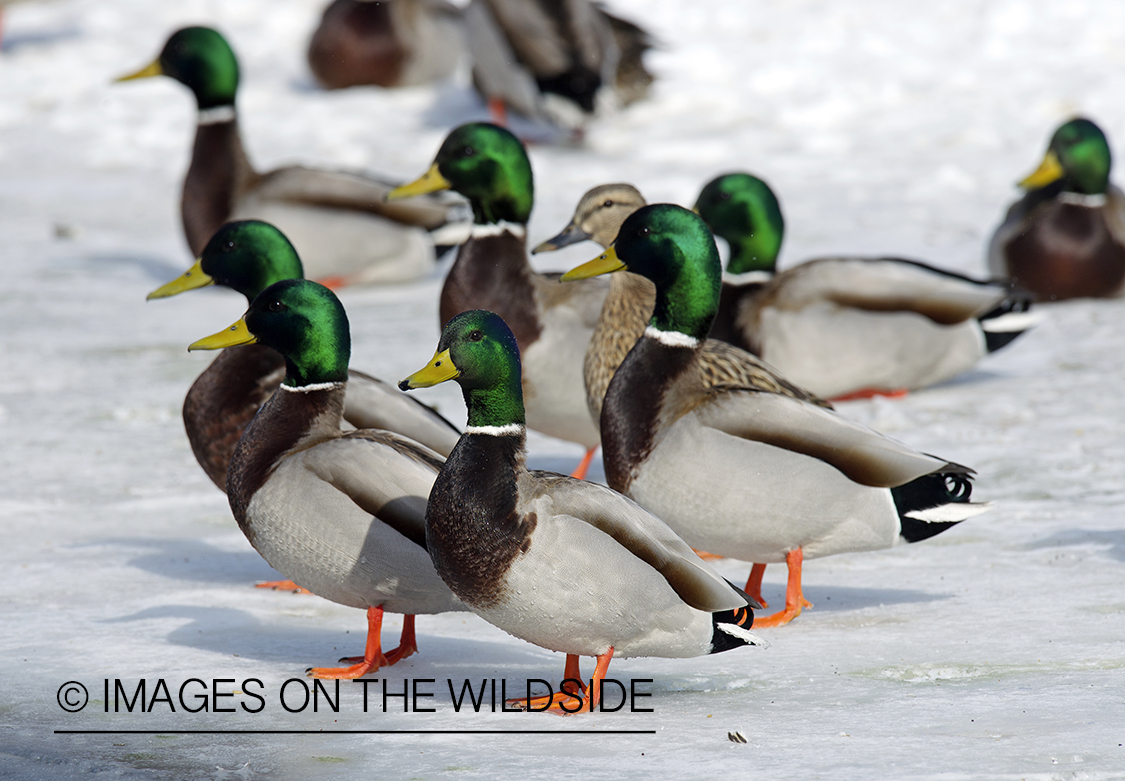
[521,471,748,613]
[692,389,967,488]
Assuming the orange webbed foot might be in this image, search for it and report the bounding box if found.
[752,549,810,628]
[830,387,909,402]
[255,579,310,594]
[307,606,402,680]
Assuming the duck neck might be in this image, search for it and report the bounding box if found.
[183,113,258,255]
[725,230,781,275]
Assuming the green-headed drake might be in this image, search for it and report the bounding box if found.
[190,279,466,678]
[400,309,762,713]
[462,0,653,135]
[149,220,461,493]
[117,26,462,287]
[989,117,1125,300]
[308,0,463,91]
[535,183,831,425]
[388,122,607,477]
[562,205,990,627]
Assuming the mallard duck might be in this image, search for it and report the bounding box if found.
[387,122,607,477]
[116,26,461,287]
[562,204,991,627]
[189,279,466,678]
[694,173,1039,400]
[462,0,653,133]
[149,219,461,492]
[989,117,1125,300]
[307,0,463,90]
[534,183,832,425]
[399,309,763,713]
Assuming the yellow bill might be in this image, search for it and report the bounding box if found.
[560,245,626,281]
[1019,150,1064,190]
[147,259,214,300]
[399,349,459,389]
[386,163,451,201]
[188,318,257,352]
[115,59,164,82]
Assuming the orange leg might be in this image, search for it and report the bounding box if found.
[314,275,349,291]
[509,649,615,715]
[383,614,418,666]
[255,579,310,594]
[308,605,391,679]
[829,387,909,402]
[507,654,586,711]
[487,97,508,127]
[744,563,769,609]
[569,447,599,480]
[751,548,812,628]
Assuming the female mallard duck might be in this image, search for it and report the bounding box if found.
[307,0,463,91]
[189,279,466,678]
[400,309,762,713]
[388,122,607,478]
[989,117,1125,300]
[562,205,991,627]
[149,219,461,493]
[462,0,653,134]
[117,26,460,287]
[694,173,1038,400]
[534,183,832,425]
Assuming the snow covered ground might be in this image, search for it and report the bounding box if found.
[2,0,1124,778]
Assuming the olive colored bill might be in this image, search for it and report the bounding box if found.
[399,349,459,389]
[1019,150,1064,190]
[559,245,626,281]
[115,60,163,82]
[386,163,451,201]
[531,222,592,254]
[188,319,257,351]
[147,259,214,300]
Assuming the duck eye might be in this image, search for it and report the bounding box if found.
[462,146,474,157]
[636,226,650,238]
[719,191,732,201]
[222,240,236,252]
[267,300,285,313]
[602,199,614,208]
[468,329,485,342]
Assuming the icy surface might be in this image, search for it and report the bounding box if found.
[2,1,1124,778]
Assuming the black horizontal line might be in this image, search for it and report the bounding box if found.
[55,729,655,735]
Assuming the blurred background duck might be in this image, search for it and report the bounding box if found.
[463,0,654,136]
[117,26,463,287]
[562,205,990,627]
[148,220,461,494]
[401,309,762,713]
[388,122,607,478]
[693,172,1038,400]
[534,183,832,426]
[307,0,463,90]
[189,279,467,678]
[989,117,1125,301]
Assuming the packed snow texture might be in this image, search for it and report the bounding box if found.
[2,1,1124,779]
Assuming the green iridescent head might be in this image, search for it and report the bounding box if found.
[400,310,525,429]
[1021,118,1112,196]
[565,204,720,339]
[201,221,304,301]
[391,123,533,225]
[119,26,239,109]
[694,173,785,274]
[189,279,349,387]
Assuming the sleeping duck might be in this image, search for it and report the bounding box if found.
[149,219,461,493]
[694,173,1039,400]
[117,26,461,287]
[462,0,653,134]
[387,122,607,478]
[307,0,463,91]
[562,205,991,627]
[989,117,1125,300]
[189,279,466,678]
[400,309,762,713]
[534,182,832,425]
